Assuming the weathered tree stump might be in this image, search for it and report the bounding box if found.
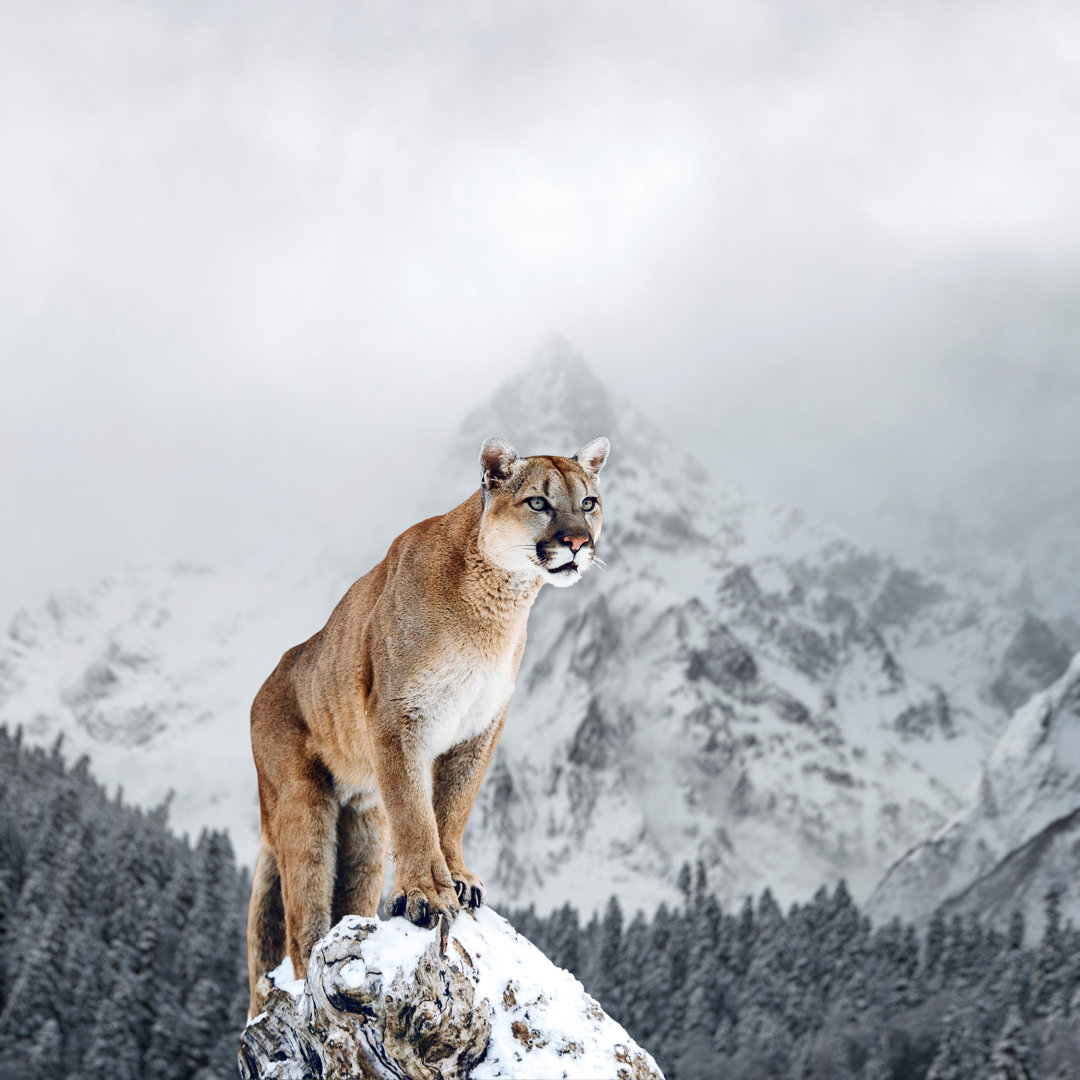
[239,907,663,1080]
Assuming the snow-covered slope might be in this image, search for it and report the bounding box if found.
[0,339,1072,920]
[0,547,366,858]
[868,652,1080,932]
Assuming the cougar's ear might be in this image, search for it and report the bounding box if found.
[479,436,519,490]
[573,436,610,478]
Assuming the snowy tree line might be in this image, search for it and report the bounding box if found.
[2,724,1079,1079]
[0,728,249,1079]
[513,865,1080,1079]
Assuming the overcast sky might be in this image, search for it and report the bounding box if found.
[2,0,1079,616]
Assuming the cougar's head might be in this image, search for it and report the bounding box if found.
[477,435,609,588]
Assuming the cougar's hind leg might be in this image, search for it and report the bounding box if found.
[251,657,340,988]
[246,841,285,1018]
[332,796,389,923]
[274,766,339,983]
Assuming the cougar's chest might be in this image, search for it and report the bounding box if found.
[410,651,517,758]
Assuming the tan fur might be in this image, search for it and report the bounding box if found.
[246,436,609,1015]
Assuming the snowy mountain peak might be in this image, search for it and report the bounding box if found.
[450,338,711,511]
[461,336,621,457]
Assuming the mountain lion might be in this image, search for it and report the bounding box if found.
[246,435,609,1013]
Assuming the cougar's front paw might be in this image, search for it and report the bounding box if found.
[450,869,487,911]
[384,862,460,929]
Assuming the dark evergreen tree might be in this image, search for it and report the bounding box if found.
[616,910,651,1037]
[1008,908,1026,950]
[923,908,947,994]
[889,923,922,1014]
[693,859,708,909]
[593,894,624,1014]
[676,861,692,907]
[1033,884,1066,1020]
[676,942,727,1080]
[629,904,675,1053]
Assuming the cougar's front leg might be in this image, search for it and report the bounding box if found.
[433,712,505,910]
[370,723,460,928]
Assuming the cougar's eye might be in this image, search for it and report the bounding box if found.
[581,497,597,512]
[527,496,548,511]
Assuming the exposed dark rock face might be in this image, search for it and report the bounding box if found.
[894,689,954,741]
[687,627,757,690]
[991,613,1073,712]
[569,699,616,770]
[776,621,835,680]
[870,568,948,627]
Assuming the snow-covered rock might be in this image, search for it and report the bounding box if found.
[868,652,1080,932]
[239,906,663,1080]
[0,339,1072,919]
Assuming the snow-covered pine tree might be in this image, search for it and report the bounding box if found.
[81,968,144,1080]
[26,1016,61,1080]
[595,893,625,1015]
[614,910,650,1037]
[986,1008,1035,1080]
[143,1005,187,1080]
[550,901,581,974]
[675,941,728,1080]
[862,1028,891,1080]
[0,910,66,1058]
[628,903,675,1058]
[925,1003,980,1080]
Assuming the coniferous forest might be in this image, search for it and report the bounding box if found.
[0,728,250,1079]
[2,725,1078,1080]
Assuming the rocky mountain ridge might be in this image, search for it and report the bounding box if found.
[869,652,1080,932]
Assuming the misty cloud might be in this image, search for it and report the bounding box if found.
[2,0,1079,614]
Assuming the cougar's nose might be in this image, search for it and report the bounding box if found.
[560,534,589,552]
